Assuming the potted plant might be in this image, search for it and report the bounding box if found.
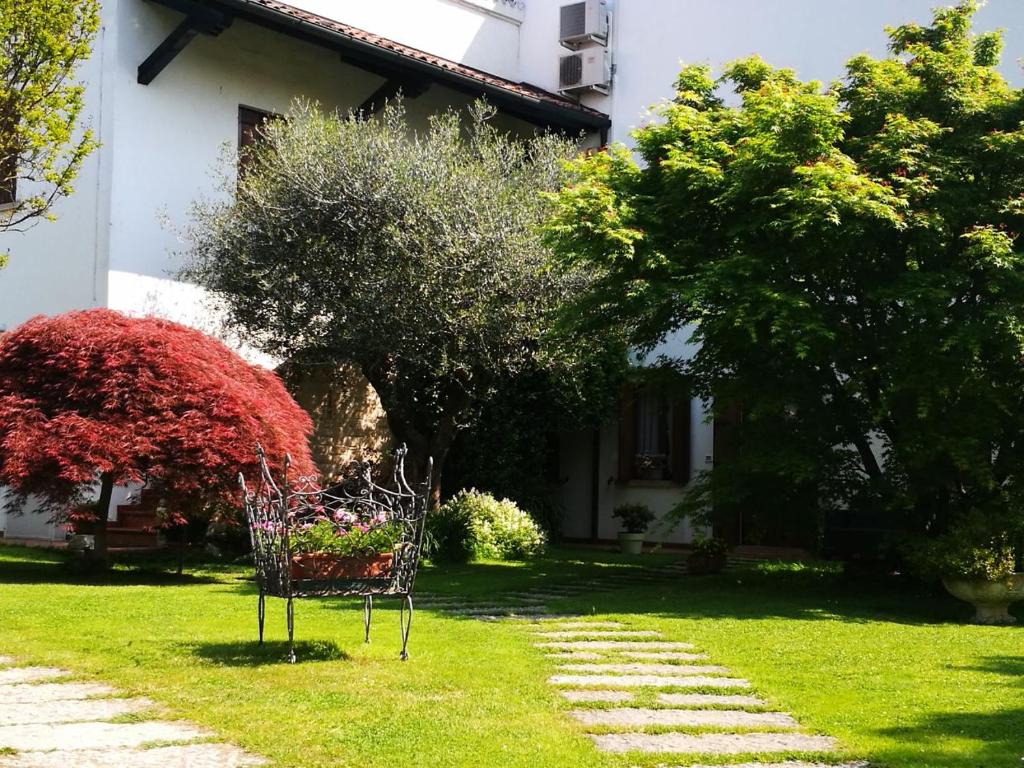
[612,503,655,555]
[289,515,399,581]
[909,513,1024,625]
[687,535,729,575]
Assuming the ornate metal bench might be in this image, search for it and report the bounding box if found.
[240,445,431,662]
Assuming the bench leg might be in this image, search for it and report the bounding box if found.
[286,596,296,664]
[258,589,266,645]
[399,594,413,661]
[363,595,373,644]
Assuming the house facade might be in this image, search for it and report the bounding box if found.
[1,0,1022,544]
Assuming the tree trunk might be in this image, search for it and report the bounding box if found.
[91,473,115,567]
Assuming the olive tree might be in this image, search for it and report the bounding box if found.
[186,102,623,506]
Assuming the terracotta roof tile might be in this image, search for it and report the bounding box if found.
[233,0,608,125]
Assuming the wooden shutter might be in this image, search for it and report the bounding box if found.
[0,152,15,206]
[238,106,281,177]
[670,394,691,485]
[617,384,636,483]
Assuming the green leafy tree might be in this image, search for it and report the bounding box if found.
[0,0,99,242]
[186,102,625,507]
[547,2,1024,546]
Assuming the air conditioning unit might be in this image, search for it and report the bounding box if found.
[559,0,608,49]
[558,47,611,95]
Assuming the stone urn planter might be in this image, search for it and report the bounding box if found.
[617,532,645,555]
[942,573,1024,625]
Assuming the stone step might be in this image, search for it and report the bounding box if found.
[560,690,635,703]
[591,731,836,754]
[0,721,209,752]
[557,663,731,676]
[0,697,153,726]
[549,674,750,689]
[619,651,708,661]
[570,707,799,729]
[0,743,267,767]
[545,652,605,660]
[0,683,118,703]
[534,630,662,639]
[536,622,626,630]
[658,693,767,708]
[665,763,868,768]
[536,641,695,651]
[0,668,65,685]
[445,605,548,615]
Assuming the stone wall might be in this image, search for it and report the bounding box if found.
[280,363,393,479]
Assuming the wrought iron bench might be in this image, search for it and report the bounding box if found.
[240,445,431,662]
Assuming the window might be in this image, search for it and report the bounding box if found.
[0,153,15,207]
[237,105,281,175]
[617,383,691,484]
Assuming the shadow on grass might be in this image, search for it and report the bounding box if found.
[0,554,224,586]
[188,640,350,666]
[876,705,1024,767]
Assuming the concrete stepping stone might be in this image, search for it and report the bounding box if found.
[0,697,154,726]
[621,651,709,661]
[591,731,836,754]
[0,657,12,666]
[0,668,65,685]
[665,763,868,768]
[546,651,605,660]
[560,690,635,703]
[557,663,730,676]
[0,721,209,752]
[536,641,695,651]
[0,683,118,703]
[570,708,799,729]
[537,622,625,630]
[535,630,661,639]
[445,605,548,615]
[550,674,750,689]
[658,693,766,708]
[0,743,267,767]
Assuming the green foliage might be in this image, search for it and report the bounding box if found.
[289,519,400,557]
[429,490,547,562]
[186,101,625,498]
[547,2,1024,552]
[611,503,655,534]
[0,0,99,232]
[906,510,1020,581]
[691,535,729,558]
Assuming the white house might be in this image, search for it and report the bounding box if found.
[1,0,1022,546]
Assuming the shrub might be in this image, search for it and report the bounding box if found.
[428,490,547,562]
[906,511,1020,582]
[612,503,656,534]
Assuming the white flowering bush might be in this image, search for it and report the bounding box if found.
[429,490,546,562]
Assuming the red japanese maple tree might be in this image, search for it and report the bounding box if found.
[0,309,315,562]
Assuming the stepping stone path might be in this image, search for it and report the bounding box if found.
[419,555,866,765]
[0,659,265,767]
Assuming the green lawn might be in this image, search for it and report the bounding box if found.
[0,544,1020,767]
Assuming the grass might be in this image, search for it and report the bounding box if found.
[0,544,1020,767]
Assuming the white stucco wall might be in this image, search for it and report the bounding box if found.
[607,0,1024,145]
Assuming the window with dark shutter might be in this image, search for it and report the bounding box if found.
[0,153,15,207]
[617,381,691,485]
[238,105,281,176]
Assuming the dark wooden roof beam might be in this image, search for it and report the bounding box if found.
[138,1,233,85]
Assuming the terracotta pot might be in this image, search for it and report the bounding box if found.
[942,573,1024,625]
[687,552,727,576]
[290,552,394,581]
[618,532,645,555]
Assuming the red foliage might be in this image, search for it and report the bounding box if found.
[0,309,315,519]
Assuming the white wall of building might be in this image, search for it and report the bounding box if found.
[607,0,1024,145]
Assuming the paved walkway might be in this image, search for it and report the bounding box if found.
[0,657,264,768]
